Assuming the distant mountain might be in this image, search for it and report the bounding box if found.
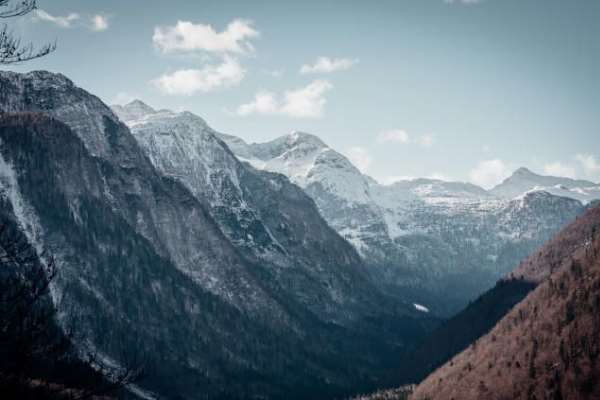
[410,204,600,400]
[218,131,585,315]
[0,71,433,400]
[492,167,600,204]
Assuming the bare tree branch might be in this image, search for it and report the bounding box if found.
[0,0,36,19]
[0,0,55,64]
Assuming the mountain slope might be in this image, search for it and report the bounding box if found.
[492,167,600,203]
[218,131,585,315]
[0,71,433,399]
[411,204,600,400]
[396,200,600,386]
[112,101,377,324]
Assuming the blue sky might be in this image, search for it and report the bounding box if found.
[3,0,600,188]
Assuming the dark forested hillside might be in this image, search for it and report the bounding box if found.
[411,205,600,400]
[0,72,435,399]
[389,202,600,385]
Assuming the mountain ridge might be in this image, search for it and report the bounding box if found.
[491,167,600,203]
[114,100,589,315]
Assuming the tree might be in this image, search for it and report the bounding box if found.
[1,0,55,64]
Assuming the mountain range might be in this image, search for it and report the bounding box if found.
[114,99,598,316]
[1,70,598,399]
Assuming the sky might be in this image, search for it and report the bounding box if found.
[2,0,600,188]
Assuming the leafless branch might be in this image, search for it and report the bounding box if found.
[0,0,37,19]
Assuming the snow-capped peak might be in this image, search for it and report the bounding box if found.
[491,167,600,204]
[112,100,156,123]
[287,131,327,148]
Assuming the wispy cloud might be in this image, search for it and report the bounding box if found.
[469,159,511,189]
[377,130,409,144]
[236,80,333,118]
[153,19,259,55]
[153,57,245,95]
[35,9,80,28]
[300,57,359,74]
[35,10,110,32]
[377,129,434,148]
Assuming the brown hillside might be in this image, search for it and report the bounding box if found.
[411,206,600,400]
[509,204,600,284]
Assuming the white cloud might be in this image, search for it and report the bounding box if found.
[300,57,359,74]
[236,80,333,118]
[35,9,80,28]
[153,57,245,95]
[237,91,279,116]
[35,10,110,32]
[543,162,577,179]
[377,130,435,148]
[280,80,333,118]
[344,147,371,173]
[90,15,109,31]
[469,159,511,189]
[153,19,259,55]
[377,129,409,144]
[575,154,600,179]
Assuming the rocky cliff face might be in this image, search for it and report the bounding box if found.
[112,102,375,323]
[0,71,432,400]
[217,130,585,315]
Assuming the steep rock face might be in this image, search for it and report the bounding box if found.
[0,72,433,399]
[112,101,375,323]
[0,114,282,399]
[0,71,275,317]
[491,167,600,203]
[219,132,584,315]
[411,205,600,400]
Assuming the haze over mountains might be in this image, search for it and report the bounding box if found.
[113,99,598,315]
